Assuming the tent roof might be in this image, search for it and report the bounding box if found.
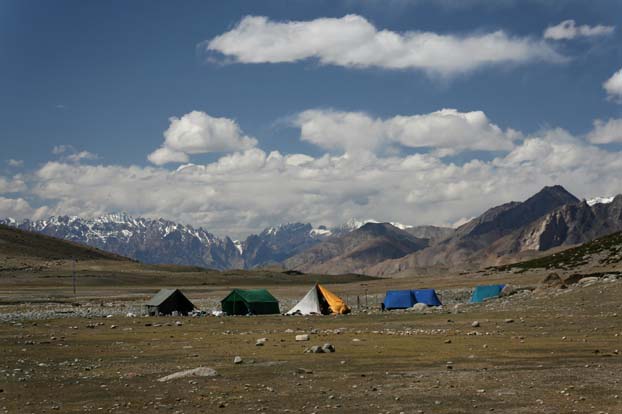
[146,289,179,306]
[383,290,416,309]
[412,288,442,306]
[222,288,279,303]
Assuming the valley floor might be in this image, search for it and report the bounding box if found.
[0,274,621,413]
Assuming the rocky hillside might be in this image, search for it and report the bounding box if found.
[283,222,429,275]
[368,186,622,275]
[495,230,622,272]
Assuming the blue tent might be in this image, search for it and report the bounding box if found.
[412,289,442,306]
[383,290,416,310]
[469,284,505,303]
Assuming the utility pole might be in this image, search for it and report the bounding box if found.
[72,258,77,298]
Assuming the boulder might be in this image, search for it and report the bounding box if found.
[158,367,217,382]
[295,334,310,341]
[322,343,335,353]
[233,356,243,364]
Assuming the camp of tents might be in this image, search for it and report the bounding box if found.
[145,282,507,317]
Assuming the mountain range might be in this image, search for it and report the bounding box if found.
[2,185,620,275]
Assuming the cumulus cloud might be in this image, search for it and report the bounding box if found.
[604,68,622,102]
[6,159,23,167]
[0,197,48,220]
[148,111,258,165]
[0,175,26,194]
[543,20,614,40]
[295,108,519,155]
[207,15,563,76]
[14,124,620,238]
[587,118,622,144]
[52,145,98,163]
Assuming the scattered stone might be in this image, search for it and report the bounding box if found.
[296,334,310,342]
[234,356,243,364]
[309,346,324,354]
[472,321,480,328]
[444,339,452,344]
[256,338,267,346]
[411,303,428,313]
[158,367,217,382]
[504,319,514,324]
[322,343,335,353]
[175,321,182,326]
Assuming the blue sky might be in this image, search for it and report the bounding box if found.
[1,0,622,237]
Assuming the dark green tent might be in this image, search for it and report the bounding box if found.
[221,289,280,315]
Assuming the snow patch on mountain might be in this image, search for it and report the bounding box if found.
[586,196,614,206]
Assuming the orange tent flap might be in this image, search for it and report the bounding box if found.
[317,284,351,314]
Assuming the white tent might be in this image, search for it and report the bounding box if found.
[286,285,323,315]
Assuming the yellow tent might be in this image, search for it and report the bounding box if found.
[317,284,351,314]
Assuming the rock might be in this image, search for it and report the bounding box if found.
[233,356,243,364]
[256,338,267,346]
[411,303,428,313]
[504,319,514,324]
[296,334,310,342]
[540,273,566,289]
[310,346,324,354]
[444,339,452,344]
[578,277,599,286]
[501,285,516,297]
[472,321,480,328]
[295,368,313,374]
[322,343,335,353]
[110,325,117,329]
[158,367,217,382]
[175,321,182,326]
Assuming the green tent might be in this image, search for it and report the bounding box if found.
[221,289,280,315]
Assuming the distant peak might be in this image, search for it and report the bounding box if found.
[530,185,579,204]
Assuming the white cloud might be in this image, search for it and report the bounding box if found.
[0,197,48,221]
[6,159,23,167]
[0,175,26,194]
[604,68,622,102]
[15,123,622,238]
[544,20,614,40]
[52,145,98,163]
[587,118,622,144]
[207,15,563,76]
[294,108,519,155]
[148,111,257,165]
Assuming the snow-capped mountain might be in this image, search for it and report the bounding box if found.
[0,213,443,270]
[1,213,243,270]
[0,214,337,270]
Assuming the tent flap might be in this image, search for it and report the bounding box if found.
[317,284,351,314]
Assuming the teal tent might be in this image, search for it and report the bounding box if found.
[221,289,280,315]
[469,285,504,303]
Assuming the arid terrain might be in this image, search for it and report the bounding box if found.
[1,225,622,413]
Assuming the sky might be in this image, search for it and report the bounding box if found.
[1,0,622,238]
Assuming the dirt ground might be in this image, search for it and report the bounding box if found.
[1,275,621,414]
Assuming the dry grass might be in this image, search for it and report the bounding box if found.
[1,279,621,413]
